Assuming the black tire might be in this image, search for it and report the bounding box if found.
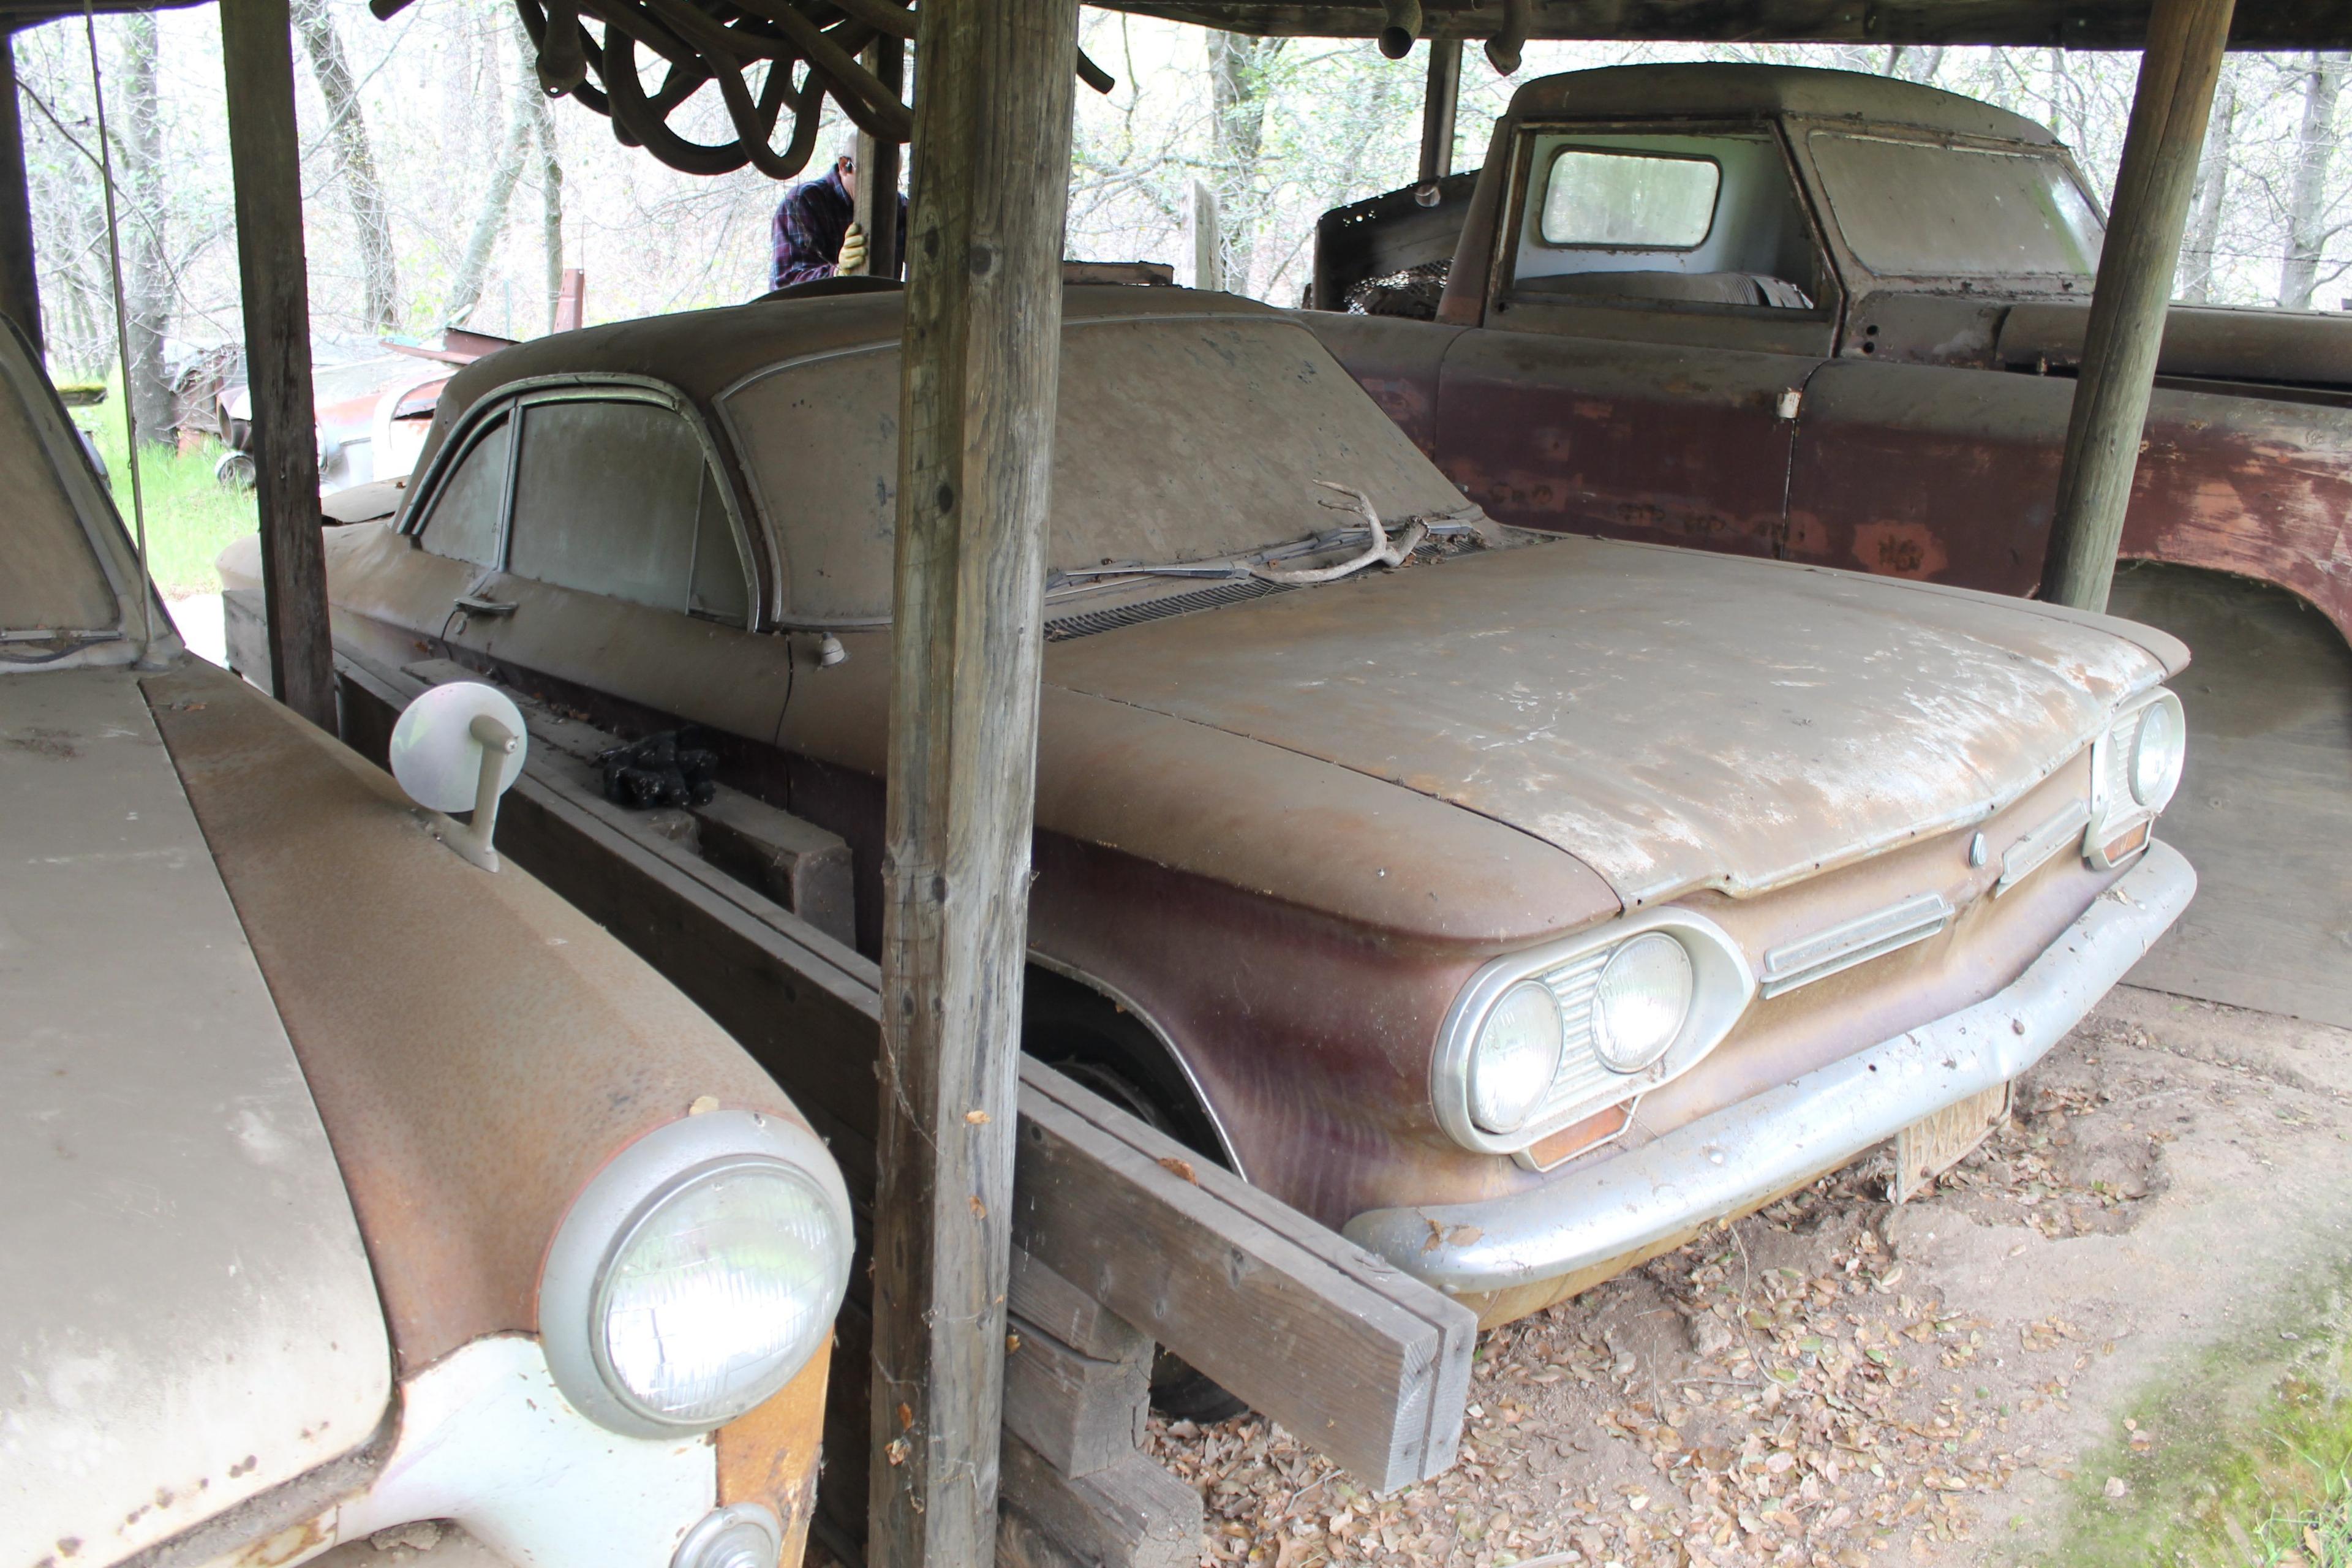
[1022,971,1251,1424]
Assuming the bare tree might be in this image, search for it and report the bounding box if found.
[443,38,533,326]
[2181,77,2237,303]
[115,13,172,447]
[2278,51,2348,310]
[521,31,562,331]
[1207,31,1285,292]
[292,0,400,331]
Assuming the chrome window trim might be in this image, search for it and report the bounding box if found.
[404,373,763,630]
[1432,908,1755,1156]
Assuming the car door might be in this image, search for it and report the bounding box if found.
[415,382,794,747]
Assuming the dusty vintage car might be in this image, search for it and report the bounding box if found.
[226,282,2195,1327]
[1301,61,2352,1021]
[1,317,851,1568]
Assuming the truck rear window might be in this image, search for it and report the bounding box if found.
[1539,147,1721,249]
[1809,132,2103,277]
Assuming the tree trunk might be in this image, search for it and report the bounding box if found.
[116,13,172,449]
[1206,31,1281,296]
[2278,51,2346,311]
[292,0,398,332]
[443,43,533,328]
[520,29,562,332]
[2180,76,2234,303]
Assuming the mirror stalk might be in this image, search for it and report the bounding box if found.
[430,714,519,872]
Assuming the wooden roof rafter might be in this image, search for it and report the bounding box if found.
[1090,0,2352,51]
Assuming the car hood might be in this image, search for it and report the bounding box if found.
[1042,537,2180,905]
[1,666,391,1565]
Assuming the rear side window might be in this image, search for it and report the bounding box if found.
[1540,148,1721,249]
[507,398,707,609]
[418,414,510,567]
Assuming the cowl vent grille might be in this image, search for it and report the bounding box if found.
[1043,579,1292,643]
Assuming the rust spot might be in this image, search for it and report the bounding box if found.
[6,728,80,761]
[1852,521,1950,579]
[228,1515,331,1568]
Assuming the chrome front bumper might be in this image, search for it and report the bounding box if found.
[1343,841,2196,1295]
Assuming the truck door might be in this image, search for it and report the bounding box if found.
[1436,123,1836,557]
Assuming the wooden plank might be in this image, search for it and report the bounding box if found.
[2041,0,2236,611]
[997,1436,1199,1568]
[853,36,903,281]
[1415,36,1460,186]
[0,33,40,355]
[1083,0,2343,50]
[1013,1069,1473,1494]
[219,0,333,728]
[869,1,1079,1562]
[334,647,1474,1496]
[1002,1313,1150,1479]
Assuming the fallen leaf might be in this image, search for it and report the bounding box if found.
[1158,1155,1198,1183]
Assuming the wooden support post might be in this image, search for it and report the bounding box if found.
[220,0,334,728]
[854,38,905,279]
[1417,37,1461,186]
[2040,0,2236,612]
[869,1,1077,1563]
[0,32,42,356]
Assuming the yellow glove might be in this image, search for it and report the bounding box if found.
[836,222,869,277]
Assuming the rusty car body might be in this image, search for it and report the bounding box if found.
[225,282,2196,1327]
[1302,61,2352,1025]
[0,315,849,1568]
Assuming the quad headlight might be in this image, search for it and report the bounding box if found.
[542,1109,853,1438]
[2127,696,2184,810]
[1434,910,1754,1157]
[1467,982,1564,1134]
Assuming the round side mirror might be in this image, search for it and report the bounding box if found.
[390,682,529,871]
[390,681,528,810]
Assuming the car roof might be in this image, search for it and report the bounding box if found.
[422,282,1284,458]
[1504,62,2062,148]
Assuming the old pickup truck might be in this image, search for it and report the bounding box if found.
[1303,62,2352,1023]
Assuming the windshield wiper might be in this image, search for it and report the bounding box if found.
[1048,487,1490,594]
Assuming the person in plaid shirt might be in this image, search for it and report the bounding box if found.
[770,142,907,290]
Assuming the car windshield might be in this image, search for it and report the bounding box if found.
[1809,131,2104,277]
[720,315,1471,622]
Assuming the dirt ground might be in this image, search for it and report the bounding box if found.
[1147,985,2352,1568]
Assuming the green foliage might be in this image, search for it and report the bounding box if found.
[77,369,256,597]
[2035,1268,2352,1568]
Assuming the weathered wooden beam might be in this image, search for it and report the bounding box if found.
[1417,36,1460,184]
[854,36,904,279]
[0,32,40,356]
[998,1436,1199,1568]
[870,1,1078,1559]
[2041,0,2236,612]
[1001,1311,1150,1480]
[220,0,334,728]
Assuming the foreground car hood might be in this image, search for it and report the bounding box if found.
[1,667,391,1565]
[1044,537,2179,905]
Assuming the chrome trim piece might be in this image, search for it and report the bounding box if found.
[1758,891,1952,999]
[1347,841,2195,1295]
[2084,687,2182,867]
[1995,796,2091,895]
[1431,908,1755,1156]
[538,1107,853,1439]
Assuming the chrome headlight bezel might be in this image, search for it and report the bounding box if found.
[2085,687,2184,869]
[1432,908,1755,1158]
[540,1107,853,1439]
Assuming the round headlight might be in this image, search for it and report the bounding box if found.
[1468,981,1563,1133]
[596,1159,846,1427]
[2128,699,2184,811]
[541,1109,853,1439]
[1592,932,1694,1073]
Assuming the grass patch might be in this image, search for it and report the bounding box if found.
[2030,1262,2352,1568]
[70,371,258,598]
